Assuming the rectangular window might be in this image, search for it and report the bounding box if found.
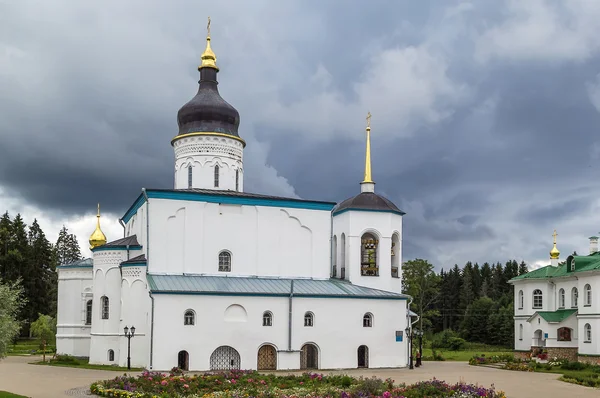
[214,165,220,188]
[188,166,193,188]
[235,170,239,191]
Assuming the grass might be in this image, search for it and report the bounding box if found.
[422,343,512,361]
[7,339,55,356]
[0,392,29,398]
[32,356,142,372]
[527,365,600,388]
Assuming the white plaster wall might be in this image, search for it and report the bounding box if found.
[151,294,408,371]
[544,315,578,348]
[56,268,93,357]
[514,281,552,314]
[173,135,244,191]
[124,203,148,254]
[553,279,579,310]
[514,317,531,351]
[578,317,600,355]
[578,274,600,315]
[333,210,403,294]
[147,198,331,278]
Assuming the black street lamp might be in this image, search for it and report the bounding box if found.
[405,327,414,369]
[124,325,136,370]
[414,329,424,367]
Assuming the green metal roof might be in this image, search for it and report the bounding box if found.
[531,309,577,323]
[147,274,408,300]
[57,258,93,268]
[511,254,600,282]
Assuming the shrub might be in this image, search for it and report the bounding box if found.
[431,329,459,349]
[447,337,467,351]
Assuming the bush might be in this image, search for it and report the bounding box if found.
[561,361,590,371]
[431,330,459,349]
[447,337,467,351]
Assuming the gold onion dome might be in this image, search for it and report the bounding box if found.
[200,17,218,71]
[89,204,107,250]
[550,229,560,260]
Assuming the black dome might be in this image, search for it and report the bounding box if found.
[333,192,405,215]
[176,67,240,137]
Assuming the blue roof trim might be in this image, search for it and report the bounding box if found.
[121,262,147,267]
[332,208,405,216]
[92,245,143,252]
[151,291,407,300]
[147,190,335,211]
[122,193,146,224]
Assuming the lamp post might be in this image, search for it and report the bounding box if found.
[124,325,136,370]
[414,329,424,367]
[405,327,414,369]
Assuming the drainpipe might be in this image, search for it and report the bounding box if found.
[119,218,126,238]
[149,292,155,369]
[288,280,294,351]
[142,188,150,268]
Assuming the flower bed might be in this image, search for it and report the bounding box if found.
[90,370,506,398]
[468,354,515,366]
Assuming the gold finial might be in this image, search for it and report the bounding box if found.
[89,203,107,250]
[550,229,560,260]
[362,112,373,184]
[200,16,219,71]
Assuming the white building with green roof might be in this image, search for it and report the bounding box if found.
[509,232,600,364]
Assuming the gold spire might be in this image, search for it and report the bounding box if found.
[199,16,219,71]
[550,229,560,260]
[89,203,107,250]
[362,111,373,184]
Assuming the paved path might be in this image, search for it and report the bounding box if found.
[0,356,597,397]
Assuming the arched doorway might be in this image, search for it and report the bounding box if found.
[300,343,318,369]
[177,350,189,371]
[533,329,544,347]
[210,346,241,370]
[257,345,277,370]
[358,345,369,368]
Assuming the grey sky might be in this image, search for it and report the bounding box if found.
[1,0,600,268]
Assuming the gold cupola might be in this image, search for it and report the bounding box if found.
[550,229,560,260]
[89,203,107,250]
[199,16,218,71]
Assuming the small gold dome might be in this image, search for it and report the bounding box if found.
[199,17,218,71]
[550,229,560,260]
[89,203,107,250]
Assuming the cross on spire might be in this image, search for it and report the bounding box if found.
[366,111,372,129]
[553,229,558,244]
[207,16,211,37]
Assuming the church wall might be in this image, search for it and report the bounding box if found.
[124,203,147,248]
[577,274,600,315]
[147,198,331,279]
[514,317,531,352]
[578,317,600,356]
[56,267,93,357]
[333,211,403,294]
[543,315,578,349]
[151,294,408,371]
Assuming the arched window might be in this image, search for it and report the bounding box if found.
[532,289,543,309]
[304,312,314,327]
[518,290,524,309]
[572,287,578,307]
[360,233,379,276]
[584,323,592,342]
[584,284,592,306]
[340,233,346,279]
[101,296,109,319]
[235,169,239,191]
[108,349,114,361]
[218,251,231,272]
[363,313,373,327]
[263,311,273,326]
[391,233,400,278]
[331,235,337,278]
[519,324,523,340]
[184,310,195,326]
[558,288,565,308]
[85,299,93,325]
[214,165,220,188]
[188,165,193,188]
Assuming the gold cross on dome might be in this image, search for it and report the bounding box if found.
[366,111,372,129]
[553,229,558,244]
[207,16,211,37]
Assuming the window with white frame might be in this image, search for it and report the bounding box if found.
[263,311,272,326]
[518,290,524,309]
[532,289,543,309]
[184,310,195,325]
[101,296,109,319]
[108,349,114,361]
[558,288,565,308]
[584,323,592,343]
[363,313,373,327]
[584,284,592,306]
[85,299,93,325]
[304,312,314,327]
[214,165,220,188]
[218,251,231,272]
[572,287,578,307]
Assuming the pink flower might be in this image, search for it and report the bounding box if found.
[184,384,189,388]
[300,382,304,385]
[161,380,168,385]
[147,377,153,381]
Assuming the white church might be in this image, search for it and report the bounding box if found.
[510,232,600,364]
[56,23,412,371]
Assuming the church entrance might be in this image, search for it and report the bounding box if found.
[210,346,241,370]
[357,345,369,368]
[177,350,189,371]
[300,343,318,369]
[257,345,277,370]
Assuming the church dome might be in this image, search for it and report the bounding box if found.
[332,192,405,215]
[89,204,107,250]
[176,33,241,138]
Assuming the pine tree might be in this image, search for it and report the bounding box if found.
[518,261,528,275]
[460,262,475,309]
[0,211,12,257]
[27,219,55,318]
[54,226,82,266]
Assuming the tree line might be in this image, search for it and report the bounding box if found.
[402,258,528,347]
[0,211,83,338]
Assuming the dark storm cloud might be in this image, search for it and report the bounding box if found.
[2,0,600,267]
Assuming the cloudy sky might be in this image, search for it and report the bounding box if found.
[2,0,600,269]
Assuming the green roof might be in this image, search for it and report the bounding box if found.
[147,274,408,300]
[532,309,577,323]
[511,253,600,282]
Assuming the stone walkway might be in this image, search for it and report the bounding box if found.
[0,355,597,397]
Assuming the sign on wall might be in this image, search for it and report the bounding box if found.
[395,331,403,342]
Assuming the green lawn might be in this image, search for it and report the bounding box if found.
[33,357,142,372]
[7,339,55,356]
[421,343,512,361]
[0,391,29,398]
